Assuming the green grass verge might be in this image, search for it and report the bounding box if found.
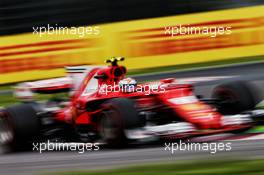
[0,93,17,107]
[50,159,264,175]
[247,126,264,133]
[0,85,12,91]
[0,93,68,107]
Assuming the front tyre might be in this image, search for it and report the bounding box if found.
[212,81,260,114]
[99,98,142,147]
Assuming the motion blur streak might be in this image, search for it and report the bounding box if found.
[0,6,263,84]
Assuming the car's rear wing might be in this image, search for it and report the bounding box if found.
[14,77,72,100]
[14,65,106,100]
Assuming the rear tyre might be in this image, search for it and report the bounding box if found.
[0,103,40,152]
[212,81,260,114]
[99,98,142,147]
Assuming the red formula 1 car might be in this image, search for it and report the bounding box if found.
[0,57,263,150]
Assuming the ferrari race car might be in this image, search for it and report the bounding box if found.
[0,57,264,150]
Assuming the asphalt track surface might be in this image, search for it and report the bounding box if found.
[1,62,264,175]
[0,140,264,175]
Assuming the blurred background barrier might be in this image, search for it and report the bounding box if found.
[0,1,263,84]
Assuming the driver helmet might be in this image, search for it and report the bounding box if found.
[118,78,137,93]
